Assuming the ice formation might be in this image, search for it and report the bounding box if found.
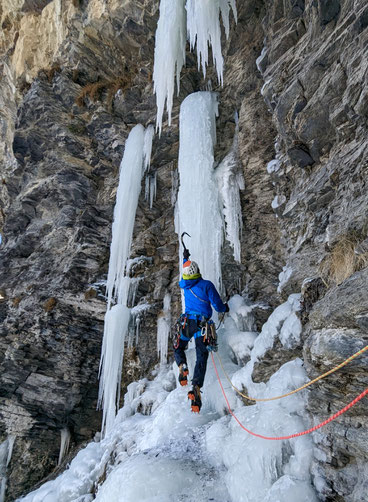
[153,0,186,134]
[176,91,223,290]
[143,125,154,172]
[0,436,14,502]
[186,0,237,84]
[145,171,157,209]
[58,428,71,466]
[18,296,317,502]
[99,124,150,437]
[216,114,244,262]
[153,0,237,133]
[277,265,293,293]
[105,124,146,309]
[157,293,171,364]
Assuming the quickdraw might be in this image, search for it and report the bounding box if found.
[203,320,218,352]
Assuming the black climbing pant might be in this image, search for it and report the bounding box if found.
[174,333,209,388]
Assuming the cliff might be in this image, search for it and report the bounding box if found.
[0,0,367,500]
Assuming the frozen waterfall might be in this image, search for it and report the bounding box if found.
[176,91,223,292]
[98,124,153,437]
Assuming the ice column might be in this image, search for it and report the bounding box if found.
[186,0,237,85]
[153,0,186,134]
[176,91,223,291]
[216,113,244,262]
[157,293,171,364]
[99,124,150,437]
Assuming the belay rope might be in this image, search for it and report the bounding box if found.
[216,344,368,402]
[210,344,368,440]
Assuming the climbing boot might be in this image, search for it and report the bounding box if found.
[178,363,189,386]
[188,385,201,413]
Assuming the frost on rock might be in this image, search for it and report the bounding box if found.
[256,46,268,74]
[271,194,287,210]
[186,0,237,85]
[176,91,223,291]
[216,114,244,262]
[267,158,281,174]
[153,0,187,134]
[277,265,293,293]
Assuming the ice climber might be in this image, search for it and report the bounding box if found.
[174,247,229,413]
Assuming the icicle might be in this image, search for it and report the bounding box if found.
[176,91,223,291]
[0,436,15,502]
[58,428,71,466]
[150,172,157,209]
[157,293,171,364]
[145,171,157,209]
[186,0,237,85]
[216,112,244,263]
[153,0,187,134]
[143,125,154,173]
[106,124,146,310]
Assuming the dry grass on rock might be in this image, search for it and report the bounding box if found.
[319,233,368,286]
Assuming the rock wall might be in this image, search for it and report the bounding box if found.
[0,0,367,500]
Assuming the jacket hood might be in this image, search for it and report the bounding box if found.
[179,278,201,289]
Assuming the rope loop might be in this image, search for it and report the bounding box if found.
[216,345,368,402]
[211,353,368,440]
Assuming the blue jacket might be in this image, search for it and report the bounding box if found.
[179,277,227,319]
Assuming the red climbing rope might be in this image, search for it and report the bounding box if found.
[211,353,368,441]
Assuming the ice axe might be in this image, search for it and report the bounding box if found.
[181,232,191,251]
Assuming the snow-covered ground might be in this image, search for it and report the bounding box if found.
[19,295,317,502]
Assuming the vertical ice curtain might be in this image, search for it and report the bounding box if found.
[98,125,153,437]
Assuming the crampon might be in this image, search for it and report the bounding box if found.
[178,363,189,386]
[188,385,202,413]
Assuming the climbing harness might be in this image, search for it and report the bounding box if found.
[211,352,368,440]
[215,344,368,402]
[174,313,218,351]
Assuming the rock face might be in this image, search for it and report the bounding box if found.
[0,0,367,500]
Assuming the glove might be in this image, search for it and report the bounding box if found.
[224,303,230,313]
[183,248,190,260]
